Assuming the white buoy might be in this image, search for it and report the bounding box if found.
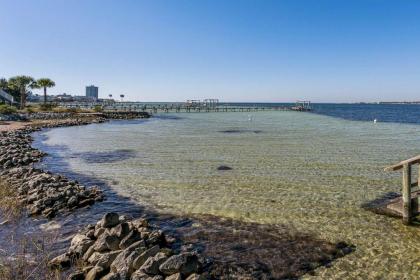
[374,119,377,124]
[248,115,253,122]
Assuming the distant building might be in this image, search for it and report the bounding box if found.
[86,85,99,100]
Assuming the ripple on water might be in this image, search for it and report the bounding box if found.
[35,112,420,279]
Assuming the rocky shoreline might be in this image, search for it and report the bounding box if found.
[0,113,208,280]
[0,113,354,280]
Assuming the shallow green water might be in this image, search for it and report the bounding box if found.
[42,112,420,279]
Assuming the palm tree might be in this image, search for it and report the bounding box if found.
[0,78,8,90]
[8,76,37,109]
[36,78,55,104]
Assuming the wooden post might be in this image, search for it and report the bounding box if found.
[402,163,412,224]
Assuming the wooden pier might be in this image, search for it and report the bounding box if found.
[382,156,420,224]
[59,101,312,114]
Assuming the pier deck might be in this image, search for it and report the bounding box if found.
[59,102,312,114]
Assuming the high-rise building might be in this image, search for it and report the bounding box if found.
[86,85,98,100]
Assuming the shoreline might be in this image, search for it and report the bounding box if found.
[0,113,354,279]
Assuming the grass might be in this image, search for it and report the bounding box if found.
[0,178,62,280]
[0,232,62,280]
[0,178,24,223]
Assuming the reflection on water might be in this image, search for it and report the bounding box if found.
[39,112,420,279]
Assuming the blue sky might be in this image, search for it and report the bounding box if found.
[1,0,420,102]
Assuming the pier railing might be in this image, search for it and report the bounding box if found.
[384,155,420,224]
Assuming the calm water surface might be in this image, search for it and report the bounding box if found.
[39,110,420,279]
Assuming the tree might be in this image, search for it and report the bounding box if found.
[8,76,37,109]
[36,78,56,104]
[0,78,8,90]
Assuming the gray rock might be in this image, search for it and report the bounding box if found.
[69,233,95,257]
[96,250,122,269]
[110,248,140,278]
[67,196,78,207]
[111,222,130,239]
[101,212,120,228]
[133,245,160,269]
[139,252,167,275]
[159,253,200,276]
[130,270,150,280]
[94,232,120,252]
[119,229,141,249]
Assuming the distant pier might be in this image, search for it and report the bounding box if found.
[59,100,312,114]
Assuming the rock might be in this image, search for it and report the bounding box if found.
[159,253,201,276]
[94,227,106,238]
[133,245,160,269]
[48,253,71,269]
[131,218,148,229]
[94,232,120,252]
[100,272,120,280]
[101,212,120,228]
[66,271,85,280]
[83,246,96,262]
[217,165,232,171]
[139,252,167,275]
[146,230,165,247]
[166,272,182,280]
[88,252,104,266]
[96,250,122,269]
[119,229,141,249]
[67,196,78,207]
[110,248,140,278]
[130,270,150,280]
[186,274,206,280]
[85,266,107,280]
[111,222,131,239]
[69,234,95,257]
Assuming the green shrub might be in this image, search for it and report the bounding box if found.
[93,105,103,112]
[39,103,56,111]
[0,104,17,115]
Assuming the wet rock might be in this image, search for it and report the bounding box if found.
[159,253,201,276]
[217,165,232,171]
[139,252,168,275]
